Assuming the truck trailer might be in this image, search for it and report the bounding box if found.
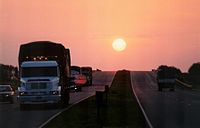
[157,66,181,91]
[18,41,71,109]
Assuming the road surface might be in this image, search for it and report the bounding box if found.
[0,71,115,128]
[131,71,200,128]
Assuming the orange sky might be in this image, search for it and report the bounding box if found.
[0,0,200,71]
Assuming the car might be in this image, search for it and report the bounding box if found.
[0,85,15,103]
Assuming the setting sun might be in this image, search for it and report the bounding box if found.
[112,38,127,52]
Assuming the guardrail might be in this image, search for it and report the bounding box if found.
[176,79,192,89]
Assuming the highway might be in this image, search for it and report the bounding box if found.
[0,71,115,128]
[131,71,200,128]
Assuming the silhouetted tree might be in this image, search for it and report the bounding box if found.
[0,64,19,88]
[157,65,182,79]
[188,62,200,76]
[157,65,168,70]
[187,62,200,86]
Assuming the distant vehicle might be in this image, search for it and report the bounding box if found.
[96,69,102,71]
[0,85,14,103]
[81,67,93,86]
[70,66,87,91]
[18,41,71,109]
[157,66,181,91]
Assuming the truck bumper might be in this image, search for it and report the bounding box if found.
[17,95,61,104]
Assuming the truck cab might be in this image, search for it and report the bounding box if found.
[81,67,93,86]
[70,66,87,91]
[18,61,62,108]
[18,41,71,109]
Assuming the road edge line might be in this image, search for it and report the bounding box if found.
[38,94,93,128]
[39,72,116,128]
[130,72,154,128]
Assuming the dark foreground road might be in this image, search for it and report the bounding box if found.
[131,71,200,128]
[0,71,115,128]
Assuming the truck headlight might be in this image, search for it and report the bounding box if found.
[10,91,14,96]
[50,91,59,95]
[19,92,24,96]
[19,91,28,96]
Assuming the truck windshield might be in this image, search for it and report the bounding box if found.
[21,67,58,77]
[71,70,80,75]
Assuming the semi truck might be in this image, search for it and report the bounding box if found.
[70,66,87,91]
[81,67,93,86]
[157,66,181,91]
[18,41,71,109]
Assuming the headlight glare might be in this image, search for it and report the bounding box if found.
[50,91,59,95]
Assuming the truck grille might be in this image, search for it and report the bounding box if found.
[30,83,47,89]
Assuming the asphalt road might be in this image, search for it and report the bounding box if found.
[131,71,200,128]
[0,71,115,128]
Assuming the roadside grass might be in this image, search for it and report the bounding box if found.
[44,70,145,128]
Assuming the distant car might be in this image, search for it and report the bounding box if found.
[0,85,14,103]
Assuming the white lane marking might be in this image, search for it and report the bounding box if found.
[38,94,93,128]
[145,73,155,89]
[131,72,154,128]
[109,72,116,87]
[38,72,116,128]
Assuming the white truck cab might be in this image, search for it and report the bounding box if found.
[18,61,62,108]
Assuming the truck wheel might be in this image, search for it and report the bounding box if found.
[61,91,69,108]
[76,86,82,92]
[158,86,162,91]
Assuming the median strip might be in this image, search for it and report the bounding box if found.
[42,70,145,128]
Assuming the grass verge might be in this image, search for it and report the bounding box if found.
[44,70,145,128]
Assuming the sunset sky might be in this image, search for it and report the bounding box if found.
[0,0,200,72]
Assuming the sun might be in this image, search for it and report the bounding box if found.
[112,38,127,52]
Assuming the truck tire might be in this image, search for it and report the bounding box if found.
[158,85,162,91]
[78,87,82,91]
[61,91,69,108]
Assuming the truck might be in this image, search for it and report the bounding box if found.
[70,66,87,91]
[81,66,93,86]
[18,41,71,109]
[157,66,181,91]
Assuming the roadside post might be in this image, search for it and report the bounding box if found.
[96,90,105,126]
[105,85,109,104]
[96,91,104,116]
